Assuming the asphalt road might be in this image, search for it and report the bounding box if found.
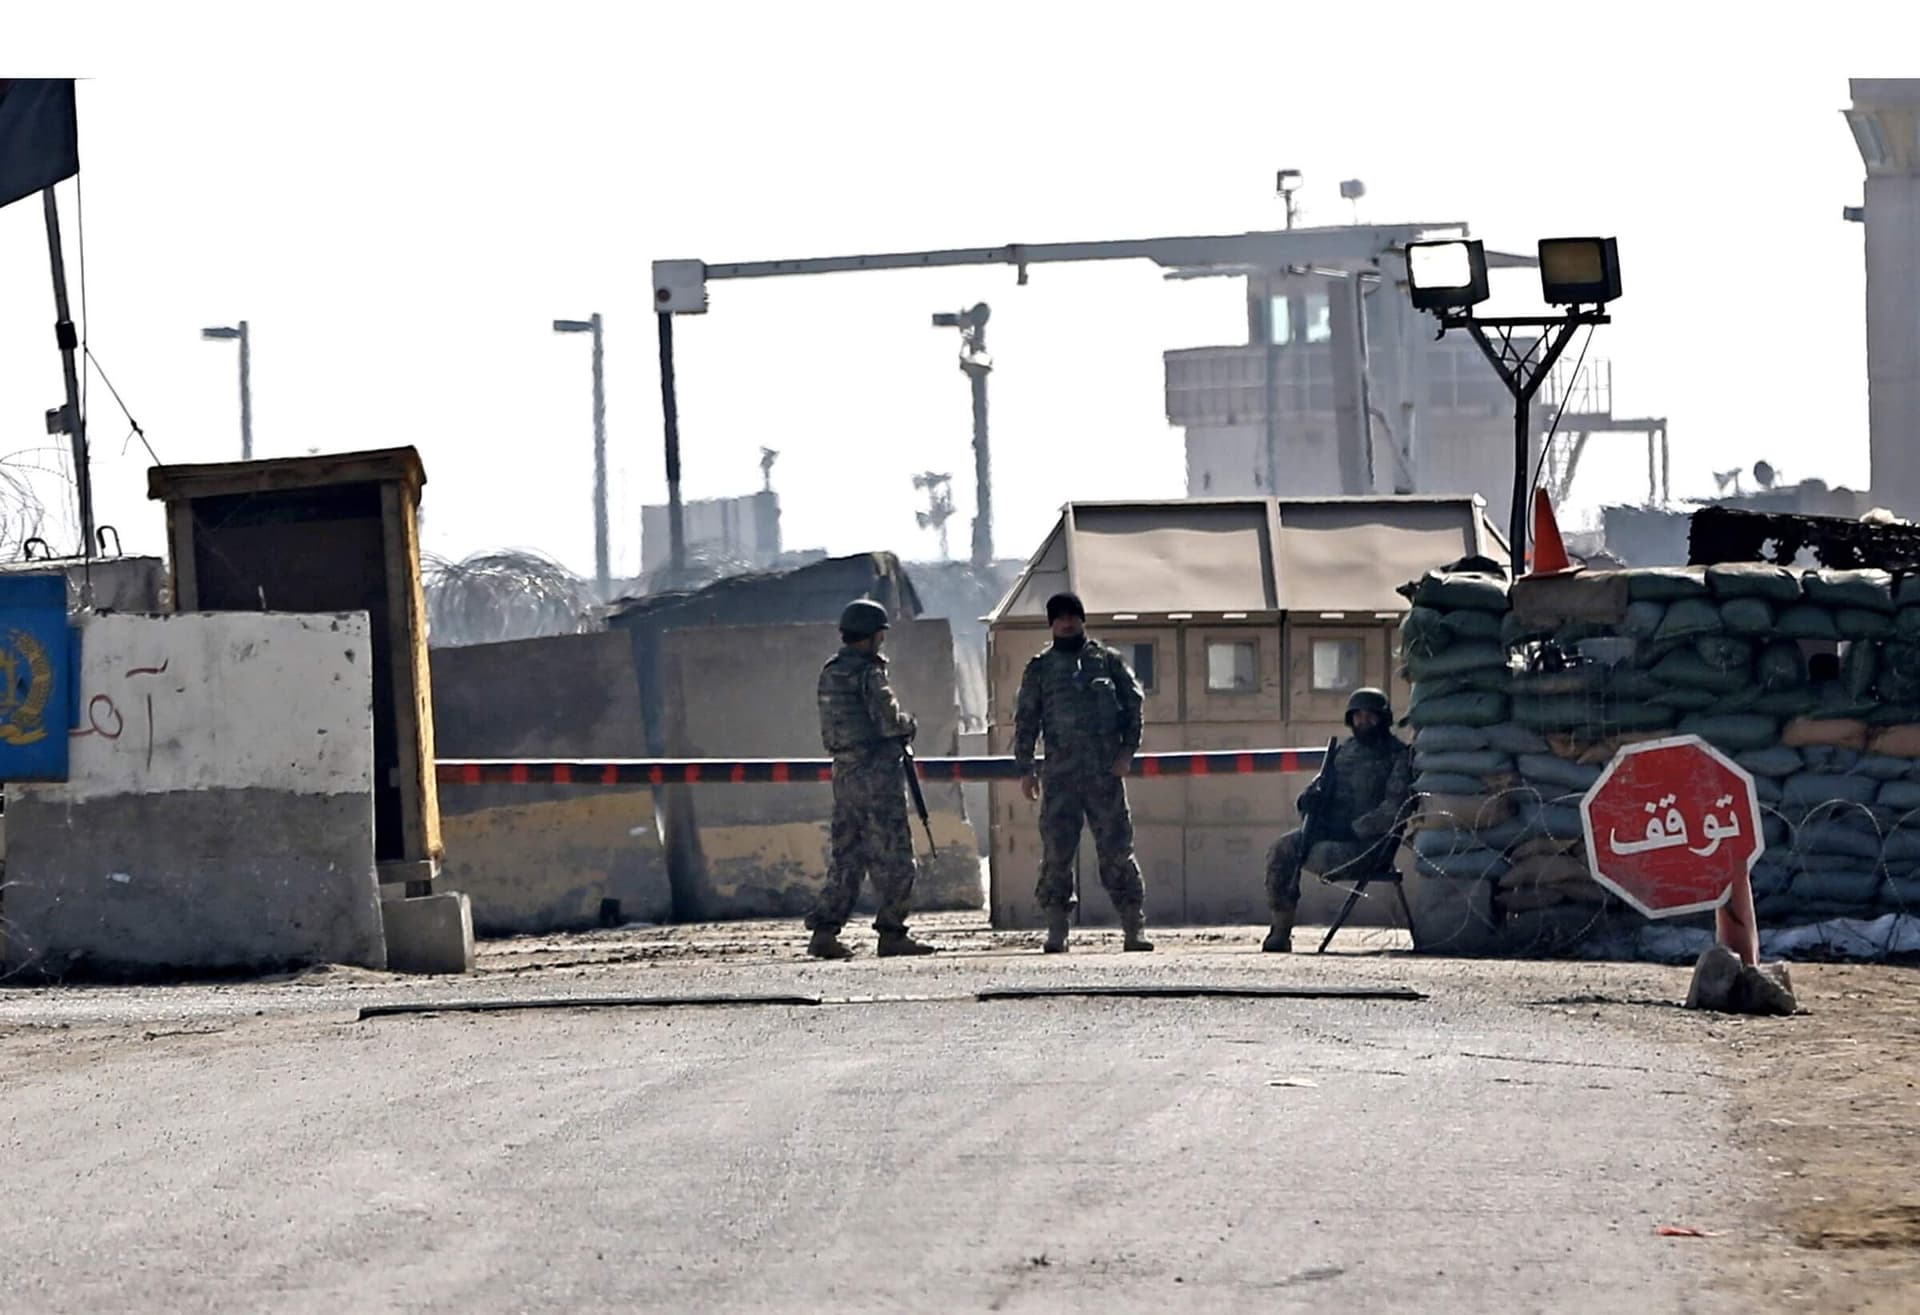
[0,920,1747,1313]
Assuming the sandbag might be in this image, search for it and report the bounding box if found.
[1870,724,1920,757]
[1627,567,1708,602]
[1484,723,1550,755]
[1812,694,1879,721]
[1517,753,1603,793]
[1752,858,1794,896]
[1477,818,1531,852]
[1508,666,1609,697]
[1886,641,1920,679]
[1693,635,1752,672]
[1879,779,1920,812]
[1843,637,1873,698]
[1867,704,1920,727]
[1414,725,1490,753]
[1654,598,1723,642]
[1782,772,1879,808]
[1756,640,1807,690]
[1411,571,1509,614]
[1754,775,1783,805]
[1525,801,1587,840]
[1445,609,1505,642]
[1788,870,1884,906]
[1882,828,1920,863]
[1509,834,1582,860]
[1754,688,1818,717]
[1803,568,1894,613]
[1650,650,1751,694]
[1400,606,1452,659]
[1838,609,1896,641]
[1797,821,1883,860]
[1801,745,1863,774]
[1896,608,1920,643]
[1706,688,1764,716]
[1620,600,1668,640]
[1503,852,1595,888]
[1651,686,1718,711]
[1897,574,1920,609]
[1510,695,1675,733]
[1575,731,1670,766]
[1405,641,1510,681]
[1419,793,1513,828]
[1414,771,1486,797]
[1676,713,1780,752]
[1415,850,1510,881]
[1707,562,1801,603]
[1413,749,1514,776]
[1883,876,1920,907]
[1881,670,1920,706]
[1737,746,1804,778]
[1407,691,1510,729]
[1858,754,1913,781]
[1776,605,1841,640]
[1412,826,1474,858]
[1718,598,1776,636]
[1783,717,1870,751]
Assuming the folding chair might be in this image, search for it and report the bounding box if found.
[1315,827,1417,954]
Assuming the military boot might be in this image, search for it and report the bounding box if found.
[1120,908,1155,953]
[1262,905,1296,953]
[876,930,937,958]
[807,928,854,960]
[1043,908,1071,954]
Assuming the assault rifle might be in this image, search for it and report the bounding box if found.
[1278,737,1341,894]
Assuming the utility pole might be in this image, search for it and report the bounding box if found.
[931,303,993,568]
[657,311,687,587]
[200,321,253,459]
[44,187,94,557]
[553,313,610,598]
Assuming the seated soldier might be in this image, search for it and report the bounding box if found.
[1261,687,1413,952]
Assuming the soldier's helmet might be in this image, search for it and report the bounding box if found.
[1345,687,1392,725]
[839,599,891,637]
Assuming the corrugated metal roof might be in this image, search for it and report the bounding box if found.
[989,496,1503,621]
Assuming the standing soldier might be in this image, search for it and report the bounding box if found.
[1261,687,1412,952]
[804,599,937,960]
[1014,592,1153,954]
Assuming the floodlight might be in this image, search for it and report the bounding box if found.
[1538,237,1622,306]
[1406,239,1490,312]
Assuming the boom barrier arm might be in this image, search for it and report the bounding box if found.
[438,748,1329,787]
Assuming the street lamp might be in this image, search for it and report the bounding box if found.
[1406,236,1620,575]
[930,303,994,569]
[1276,169,1304,229]
[200,320,252,460]
[552,313,610,600]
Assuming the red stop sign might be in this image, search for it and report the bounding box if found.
[1579,735,1765,919]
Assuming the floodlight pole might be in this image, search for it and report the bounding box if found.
[1433,310,1608,576]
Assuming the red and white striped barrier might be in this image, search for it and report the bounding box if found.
[436,747,1329,787]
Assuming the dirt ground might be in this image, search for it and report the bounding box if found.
[1705,961,1920,1313]
[4,917,1918,1311]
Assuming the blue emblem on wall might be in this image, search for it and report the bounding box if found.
[0,573,71,782]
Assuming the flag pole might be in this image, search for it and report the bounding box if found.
[42,184,95,560]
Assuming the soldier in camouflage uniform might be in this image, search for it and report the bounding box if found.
[1014,592,1153,954]
[1262,687,1413,952]
[804,599,937,960]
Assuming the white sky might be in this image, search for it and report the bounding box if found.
[4,4,1914,578]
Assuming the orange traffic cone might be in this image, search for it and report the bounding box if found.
[1529,488,1573,576]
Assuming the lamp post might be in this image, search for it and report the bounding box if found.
[1406,237,1621,576]
[553,313,610,600]
[931,303,993,569]
[200,321,252,460]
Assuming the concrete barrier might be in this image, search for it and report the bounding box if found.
[1,612,385,978]
[429,632,670,933]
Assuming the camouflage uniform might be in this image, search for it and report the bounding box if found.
[1265,730,1413,909]
[1013,639,1146,913]
[805,646,919,937]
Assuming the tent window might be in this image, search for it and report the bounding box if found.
[1207,640,1258,693]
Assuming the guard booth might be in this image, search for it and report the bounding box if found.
[147,448,442,892]
[984,495,1504,930]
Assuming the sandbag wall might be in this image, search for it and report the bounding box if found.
[1399,562,1920,937]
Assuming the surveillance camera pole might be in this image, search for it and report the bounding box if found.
[1430,308,1608,576]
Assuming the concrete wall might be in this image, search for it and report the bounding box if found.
[429,632,670,934]
[658,618,981,920]
[2,612,385,977]
[0,556,168,613]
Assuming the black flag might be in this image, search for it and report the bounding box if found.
[0,79,79,212]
